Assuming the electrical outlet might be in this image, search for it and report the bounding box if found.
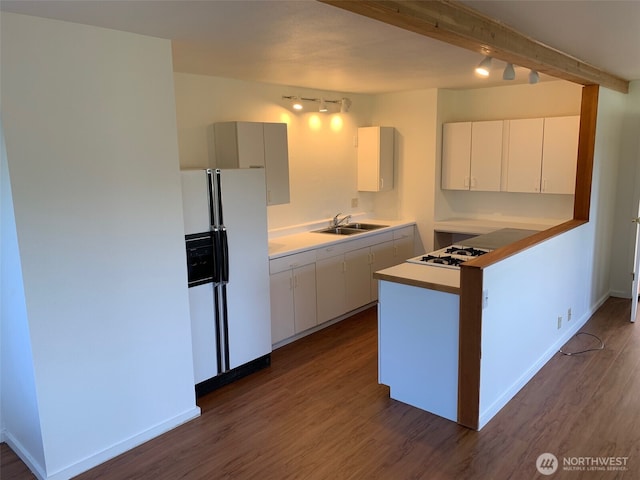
[568,308,572,321]
[557,316,562,329]
[351,198,359,208]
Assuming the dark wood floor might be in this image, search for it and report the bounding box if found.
[2,296,639,479]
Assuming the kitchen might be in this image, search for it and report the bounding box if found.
[2,4,640,480]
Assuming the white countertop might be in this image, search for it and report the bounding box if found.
[268,218,415,259]
[373,262,460,295]
[434,217,567,235]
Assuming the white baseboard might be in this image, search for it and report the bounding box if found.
[3,430,47,480]
[6,406,200,480]
[47,406,201,480]
[478,293,610,429]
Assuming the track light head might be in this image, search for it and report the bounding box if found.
[340,98,352,113]
[319,98,328,113]
[503,63,515,81]
[529,70,539,84]
[475,56,492,77]
[292,96,303,110]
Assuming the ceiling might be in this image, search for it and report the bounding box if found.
[1,0,639,94]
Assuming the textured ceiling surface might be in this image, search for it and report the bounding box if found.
[1,0,639,94]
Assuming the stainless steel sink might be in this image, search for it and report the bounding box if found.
[344,223,388,230]
[313,226,365,235]
[312,223,389,235]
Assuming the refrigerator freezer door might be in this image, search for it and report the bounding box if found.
[188,283,219,383]
[181,169,211,235]
[218,168,272,369]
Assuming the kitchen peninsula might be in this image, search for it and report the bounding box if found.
[374,228,538,424]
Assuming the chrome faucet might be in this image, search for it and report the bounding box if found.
[332,213,352,227]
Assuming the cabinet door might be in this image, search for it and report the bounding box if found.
[316,255,346,324]
[370,241,396,302]
[442,122,472,190]
[470,120,503,191]
[393,228,415,263]
[293,263,317,333]
[263,122,291,205]
[541,116,579,194]
[357,126,394,192]
[345,246,373,312]
[270,270,295,344]
[505,118,544,193]
[236,122,265,168]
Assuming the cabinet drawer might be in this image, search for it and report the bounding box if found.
[270,249,316,274]
[393,225,414,240]
[315,242,351,260]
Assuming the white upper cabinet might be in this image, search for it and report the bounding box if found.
[505,118,545,193]
[541,116,580,194]
[442,121,503,191]
[471,121,503,191]
[505,116,579,194]
[263,122,291,205]
[214,121,290,205]
[357,126,394,192]
[441,122,471,190]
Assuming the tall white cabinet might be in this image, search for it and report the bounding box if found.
[213,121,291,205]
[357,126,394,192]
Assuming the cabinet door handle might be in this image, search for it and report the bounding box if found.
[294,275,298,288]
[289,276,293,290]
[342,261,347,273]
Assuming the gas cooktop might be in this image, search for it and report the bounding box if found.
[406,244,492,269]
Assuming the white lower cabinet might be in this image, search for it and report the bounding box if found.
[370,225,415,301]
[270,224,416,344]
[316,253,348,324]
[370,241,395,301]
[345,246,373,312]
[269,251,317,344]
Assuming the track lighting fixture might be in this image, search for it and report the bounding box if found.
[291,96,303,111]
[502,63,515,80]
[475,56,492,77]
[282,95,352,113]
[529,70,539,84]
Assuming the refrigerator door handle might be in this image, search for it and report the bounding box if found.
[212,227,223,284]
[220,227,230,284]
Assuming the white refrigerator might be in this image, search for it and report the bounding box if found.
[181,168,271,395]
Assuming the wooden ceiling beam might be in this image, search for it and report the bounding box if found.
[319,0,629,94]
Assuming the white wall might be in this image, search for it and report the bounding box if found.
[435,81,583,224]
[173,73,377,230]
[371,89,439,253]
[476,86,626,428]
[609,81,640,297]
[1,13,199,479]
[1,120,47,477]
